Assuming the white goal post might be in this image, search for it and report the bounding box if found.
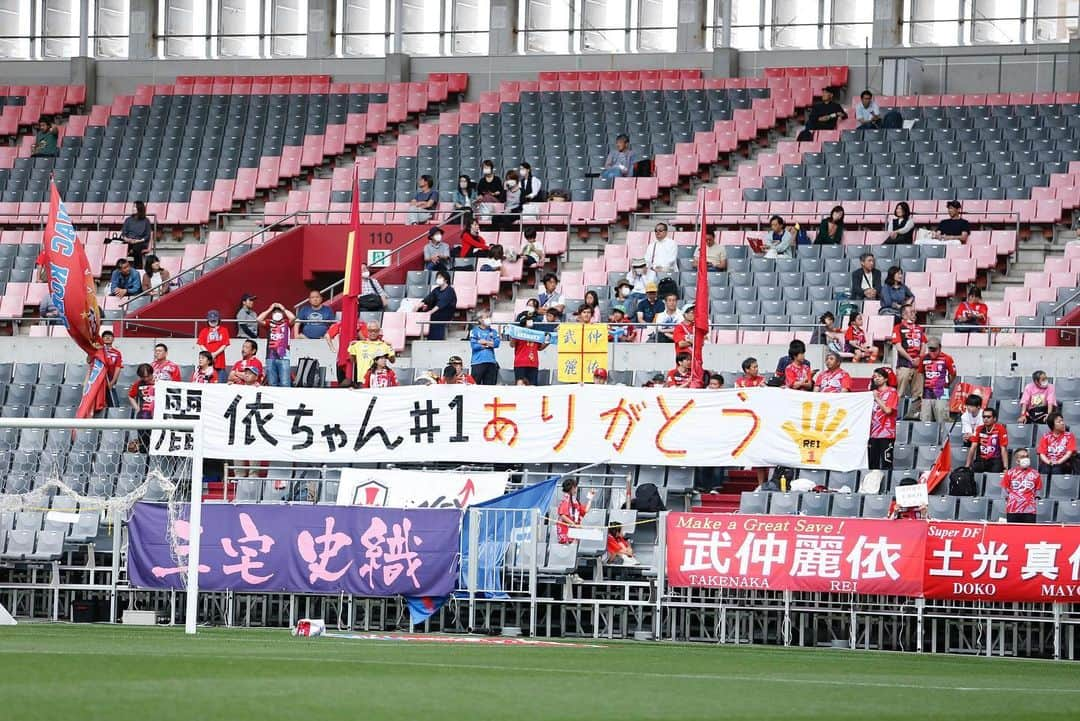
[0,417,204,634]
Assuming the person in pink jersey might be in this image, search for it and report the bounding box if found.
[150,343,181,382]
[869,367,899,470]
[814,352,852,393]
[1001,448,1042,523]
[1037,412,1077,477]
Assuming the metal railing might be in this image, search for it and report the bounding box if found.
[877,47,1080,95]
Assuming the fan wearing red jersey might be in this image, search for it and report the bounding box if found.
[1000,449,1042,523]
[783,346,813,391]
[814,352,852,393]
[363,352,398,389]
[966,405,1009,474]
[1037,412,1078,476]
[869,367,899,470]
[890,305,927,403]
[665,353,692,388]
[914,339,957,422]
[150,343,181,382]
[735,357,766,388]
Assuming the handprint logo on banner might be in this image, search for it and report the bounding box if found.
[782,401,850,465]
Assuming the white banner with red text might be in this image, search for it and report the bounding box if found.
[666,513,1080,602]
[150,383,871,470]
[335,469,508,509]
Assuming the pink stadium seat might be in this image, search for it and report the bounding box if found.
[940,332,966,348]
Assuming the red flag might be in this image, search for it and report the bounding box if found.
[690,202,710,388]
[924,438,952,494]
[42,181,107,417]
[337,165,363,383]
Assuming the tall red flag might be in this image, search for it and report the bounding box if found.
[336,165,363,383]
[690,202,710,388]
[924,438,952,494]
[42,181,107,417]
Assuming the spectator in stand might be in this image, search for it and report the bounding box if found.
[613,279,634,310]
[363,352,398,388]
[476,160,505,205]
[453,175,476,222]
[960,394,985,446]
[238,365,261,387]
[556,478,594,544]
[582,290,600,313]
[151,343,181,382]
[576,304,595,324]
[197,310,231,381]
[32,120,58,157]
[458,216,489,258]
[407,174,439,225]
[644,222,678,275]
[651,293,683,343]
[101,329,123,407]
[356,265,389,311]
[844,312,879,362]
[294,290,334,340]
[511,313,550,386]
[759,215,793,259]
[736,357,766,388]
[953,286,988,333]
[119,201,152,263]
[519,227,543,272]
[880,266,914,316]
[1000,449,1041,523]
[635,281,664,327]
[706,373,724,389]
[228,340,265,384]
[592,367,610,385]
[665,352,693,388]
[518,162,543,203]
[625,258,657,311]
[855,90,882,130]
[933,200,971,243]
[547,188,570,203]
[915,339,956,422]
[141,254,172,298]
[806,86,848,131]
[775,339,805,378]
[257,302,296,387]
[601,134,636,182]
[492,169,523,231]
[672,304,696,359]
[869,367,899,470]
[850,252,881,301]
[423,227,451,272]
[439,356,475,385]
[538,272,565,318]
[607,306,636,343]
[814,352,852,393]
[812,311,846,355]
[468,311,500,385]
[109,259,142,298]
[783,342,814,391]
[886,201,915,245]
[38,293,59,324]
[236,293,259,339]
[816,205,845,245]
[1038,412,1077,476]
[967,406,1009,473]
[1020,370,1056,424]
[606,523,637,565]
[892,304,927,403]
[345,320,395,382]
[694,229,727,271]
[191,351,217,383]
[417,270,457,342]
[128,364,157,452]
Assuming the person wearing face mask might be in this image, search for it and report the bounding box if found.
[1000,449,1042,523]
[492,169,523,230]
[869,367,898,470]
[967,406,1009,474]
[518,162,543,203]
[417,270,457,341]
[1020,370,1056,424]
[357,264,389,310]
[914,339,957,422]
[257,302,297,387]
[511,313,550,386]
[423,227,451,272]
[1038,412,1077,477]
[816,205,845,245]
[468,311,501,385]
[624,258,657,312]
[196,309,231,382]
[453,175,476,224]
[476,161,505,204]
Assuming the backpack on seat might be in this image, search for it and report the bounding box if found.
[948,466,977,496]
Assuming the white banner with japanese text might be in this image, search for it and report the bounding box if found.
[335,469,508,509]
[150,383,871,470]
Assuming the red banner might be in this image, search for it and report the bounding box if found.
[666,513,926,596]
[666,513,1080,603]
[924,522,1080,603]
[43,180,107,416]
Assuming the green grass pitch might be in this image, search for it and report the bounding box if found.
[1,624,1076,720]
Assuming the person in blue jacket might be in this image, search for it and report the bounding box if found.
[468,310,501,385]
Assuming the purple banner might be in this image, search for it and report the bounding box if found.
[128,503,460,597]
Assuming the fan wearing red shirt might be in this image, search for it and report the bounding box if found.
[606,523,636,565]
[814,352,852,393]
[869,367,899,470]
[966,406,1009,473]
[1000,449,1042,523]
[735,357,766,388]
[843,312,878,362]
[783,345,813,391]
[150,343,181,382]
[197,310,231,381]
[228,339,265,384]
[1038,412,1077,476]
[556,478,593,544]
[363,353,398,388]
[665,352,692,388]
[953,287,988,333]
[191,351,217,383]
[671,305,696,360]
[100,329,123,407]
[914,340,956,422]
[127,363,156,452]
[891,305,927,402]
